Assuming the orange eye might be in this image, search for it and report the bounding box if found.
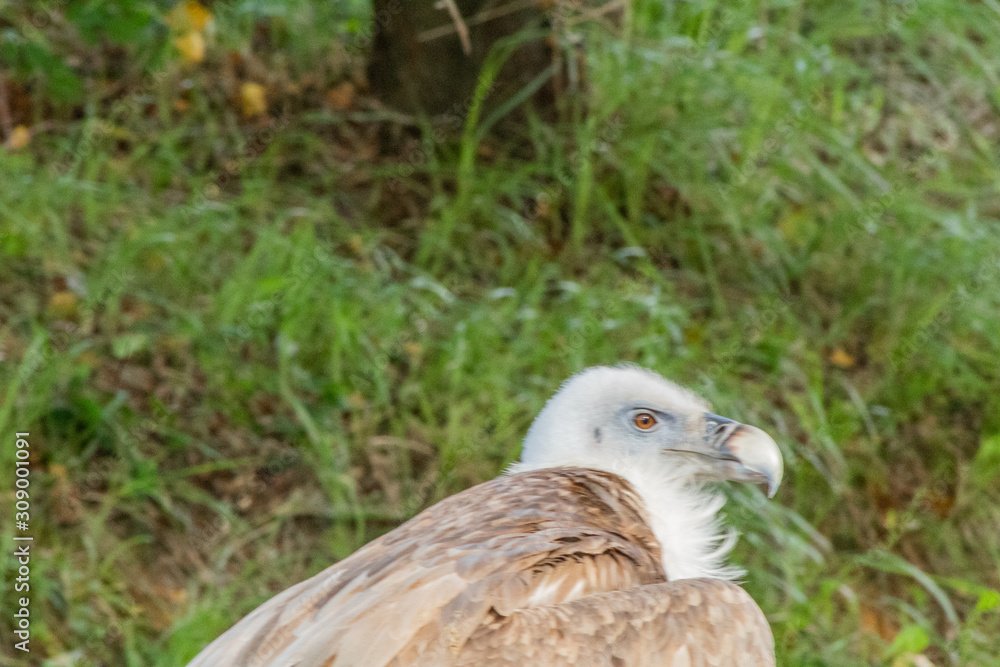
[633,412,657,430]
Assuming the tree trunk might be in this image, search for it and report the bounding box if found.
[367,0,553,120]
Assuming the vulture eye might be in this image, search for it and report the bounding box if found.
[633,412,657,430]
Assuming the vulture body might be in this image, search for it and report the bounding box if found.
[189,366,782,666]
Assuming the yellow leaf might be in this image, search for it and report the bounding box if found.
[168,1,212,32]
[348,234,363,254]
[239,82,268,117]
[5,125,30,150]
[166,587,188,604]
[777,207,810,244]
[174,30,206,64]
[326,82,356,110]
[48,291,78,320]
[829,347,855,368]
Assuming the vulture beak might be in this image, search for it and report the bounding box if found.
[676,414,784,497]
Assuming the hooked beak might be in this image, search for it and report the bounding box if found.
[686,413,784,497]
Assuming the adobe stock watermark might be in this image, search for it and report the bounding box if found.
[889,259,1000,371]
[11,432,33,654]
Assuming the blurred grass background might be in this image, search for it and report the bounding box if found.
[1,0,999,664]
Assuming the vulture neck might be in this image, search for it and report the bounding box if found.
[614,461,740,582]
[512,459,740,582]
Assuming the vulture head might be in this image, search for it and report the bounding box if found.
[517,365,782,495]
[512,365,783,579]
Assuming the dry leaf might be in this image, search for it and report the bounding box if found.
[174,31,206,64]
[50,463,82,525]
[404,342,423,361]
[326,82,356,110]
[50,463,69,482]
[168,0,212,32]
[168,1,212,64]
[239,82,267,117]
[162,586,188,604]
[926,486,955,518]
[860,602,897,640]
[5,125,30,150]
[48,291,78,320]
[348,234,364,254]
[829,347,855,368]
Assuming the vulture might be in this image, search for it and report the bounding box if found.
[188,365,783,666]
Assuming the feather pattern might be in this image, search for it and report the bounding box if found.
[187,468,774,667]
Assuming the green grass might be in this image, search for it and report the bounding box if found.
[2,0,1000,664]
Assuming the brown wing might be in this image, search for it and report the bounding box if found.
[187,468,667,667]
[457,577,775,667]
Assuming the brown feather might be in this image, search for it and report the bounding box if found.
[457,578,775,666]
[187,468,773,667]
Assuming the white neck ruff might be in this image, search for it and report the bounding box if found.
[510,459,741,581]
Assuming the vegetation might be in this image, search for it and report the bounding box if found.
[1,0,999,664]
